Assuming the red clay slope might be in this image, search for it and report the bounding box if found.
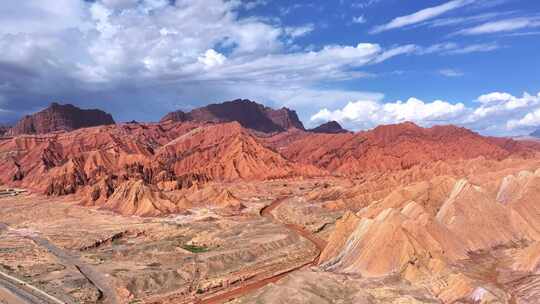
[2,102,540,217]
[0,121,320,215]
[267,121,540,175]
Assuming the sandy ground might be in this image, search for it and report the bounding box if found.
[0,286,27,304]
[0,180,330,304]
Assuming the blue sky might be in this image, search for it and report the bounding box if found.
[0,0,539,135]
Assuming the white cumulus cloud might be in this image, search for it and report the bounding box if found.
[311,91,540,135]
[198,49,227,69]
[476,92,515,104]
[0,0,425,122]
[311,97,466,130]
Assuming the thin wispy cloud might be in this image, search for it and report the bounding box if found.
[351,0,383,9]
[416,42,501,55]
[444,42,501,54]
[243,0,268,10]
[439,69,464,77]
[370,0,475,34]
[455,17,540,35]
[503,31,540,37]
[425,11,513,28]
[372,44,418,63]
[352,15,366,24]
[284,24,315,38]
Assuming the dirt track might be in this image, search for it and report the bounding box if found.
[29,235,118,304]
[0,223,68,304]
[0,222,118,304]
[195,197,327,304]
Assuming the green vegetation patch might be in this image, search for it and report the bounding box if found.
[182,244,209,253]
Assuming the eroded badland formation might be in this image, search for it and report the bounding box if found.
[1,100,540,304]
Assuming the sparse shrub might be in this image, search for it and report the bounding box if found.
[182,244,209,253]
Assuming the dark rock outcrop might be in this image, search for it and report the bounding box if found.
[0,126,8,136]
[309,121,349,134]
[160,99,304,133]
[7,103,115,135]
[160,111,189,123]
[530,128,540,138]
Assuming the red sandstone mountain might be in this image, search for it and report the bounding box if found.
[153,122,317,182]
[309,121,349,134]
[2,101,540,217]
[0,119,319,215]
[7,103,115,136]
[315,159,540,303]
[160,99,304,133]
[4,101,540,303]
[267,121,539,175]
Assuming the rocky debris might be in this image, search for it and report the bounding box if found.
[309,121,349,134]
[160,99,304,133]
[7,102,115,135]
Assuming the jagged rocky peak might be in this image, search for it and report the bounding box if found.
[160,99,305,133]
[7,102,115,135]
[309,121,349,134]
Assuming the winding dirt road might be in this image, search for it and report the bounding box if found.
[0,222,118,304]
[194,197,327,304]
[0,269,67,304]
[29,236,118,304]
[0,223,68,304]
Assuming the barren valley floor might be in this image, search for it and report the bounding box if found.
[0,180,326,304]
[2,162,540,304]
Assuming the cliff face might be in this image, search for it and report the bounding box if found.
[160,99,304,133]
[263,106,304,131]
[7,103,115,135]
